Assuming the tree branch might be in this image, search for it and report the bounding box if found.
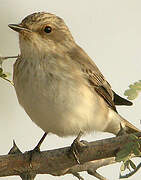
[0,132,141,180]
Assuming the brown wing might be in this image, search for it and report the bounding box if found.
[82,66,117,112]
[68,45,117,112]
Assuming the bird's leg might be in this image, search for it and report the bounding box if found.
[28,132,48,164]
[70,131,88,164]
[117,123,127,136]
[33,132,48,151]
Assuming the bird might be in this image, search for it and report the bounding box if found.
[8,12,140,151]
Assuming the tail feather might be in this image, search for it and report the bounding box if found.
[122,118,141,134]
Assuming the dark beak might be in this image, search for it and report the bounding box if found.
[8,24,31,33]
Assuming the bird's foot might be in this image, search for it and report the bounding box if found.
[70,131,88,164]
[117,123,127,136]
[28,147,40,168]
[27,132,47,167]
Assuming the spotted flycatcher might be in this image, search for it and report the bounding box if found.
[8,12,140,143]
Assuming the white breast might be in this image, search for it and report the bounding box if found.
[14,57,115,137]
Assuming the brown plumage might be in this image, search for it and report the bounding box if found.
[8,12,140,137]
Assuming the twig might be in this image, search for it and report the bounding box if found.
[0,55,18,62]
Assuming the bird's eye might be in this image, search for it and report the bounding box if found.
[44,26,52,33]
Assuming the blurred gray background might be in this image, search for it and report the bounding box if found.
[0,0,141,179]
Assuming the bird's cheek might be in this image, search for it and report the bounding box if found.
[19,30,33,41]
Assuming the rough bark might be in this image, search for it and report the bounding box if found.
[0,132,141,180]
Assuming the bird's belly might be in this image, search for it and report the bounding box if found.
[14,73,110,137]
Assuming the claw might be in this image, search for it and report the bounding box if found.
[117,123,127,136]
[27,132,47,167]
[70,131,87,164]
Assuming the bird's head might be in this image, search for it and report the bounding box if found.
[9,12,75,59]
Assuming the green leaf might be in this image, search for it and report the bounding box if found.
[116,134,141,163]
[124,80,141,100]
[133,148,141,156]
[116,148,131,162]
[129,134,139,140]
